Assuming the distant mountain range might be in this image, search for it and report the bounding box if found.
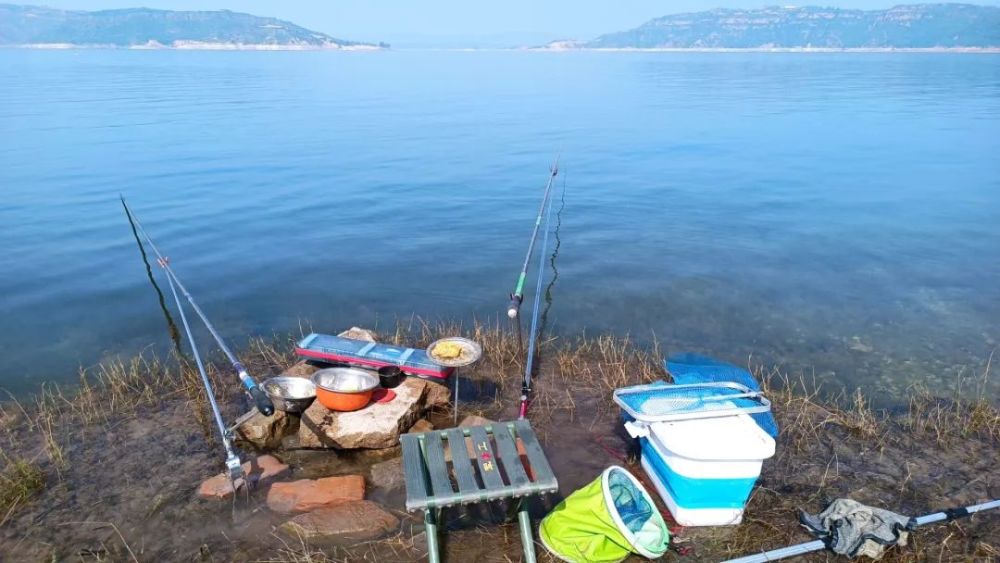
[0,4,382,49]
[553,4,1000,50]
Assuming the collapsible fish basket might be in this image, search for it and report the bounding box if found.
[614,382,771,423]
[539,466,669,563]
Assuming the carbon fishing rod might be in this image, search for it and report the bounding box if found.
[121,198,274,418]
[508,157,560,321]
[519,172,558,419]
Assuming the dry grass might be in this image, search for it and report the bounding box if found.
[904,355,1000,443]
[0,319,997,562]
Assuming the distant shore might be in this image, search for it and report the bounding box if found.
[536,45,1000,53]
[5,44,999,53]
[3,41,382,51]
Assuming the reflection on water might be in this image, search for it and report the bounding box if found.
[539,171,567,344]
[122,197,182,356]
[0,50,997,404]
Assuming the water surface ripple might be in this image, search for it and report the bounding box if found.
[1,50,997,401]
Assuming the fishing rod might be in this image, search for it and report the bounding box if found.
[722,498,1000,563]
[519,172,558,419]
[508,157,560,321]
[121,198,275,422]
[161,257,246,490]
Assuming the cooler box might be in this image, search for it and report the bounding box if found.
[639,412,774,526]
[295,333,453,381]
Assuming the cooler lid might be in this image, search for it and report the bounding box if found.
[649,413,775,461]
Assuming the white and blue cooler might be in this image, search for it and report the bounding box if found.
[637,413,775,526]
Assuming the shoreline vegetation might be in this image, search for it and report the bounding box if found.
[0,320,997,561]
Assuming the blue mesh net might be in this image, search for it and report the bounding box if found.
[616,382,770,422]
[607,468,654,533]
[665,353,779,437]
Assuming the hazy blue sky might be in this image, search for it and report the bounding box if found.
[34,1,1000,41]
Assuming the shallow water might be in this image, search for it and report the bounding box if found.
[1,49,998,400]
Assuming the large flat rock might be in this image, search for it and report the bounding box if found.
[266,475,365,514]
[280,501,399,541]
[296,378,430,450]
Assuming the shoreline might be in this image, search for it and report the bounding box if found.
[536,46,1000,54]
[0,322,997,561]
[3,44,998,53]
[1,42,383,51]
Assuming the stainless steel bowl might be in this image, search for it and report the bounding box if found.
[262,376,316,413]
[311,368,380,394]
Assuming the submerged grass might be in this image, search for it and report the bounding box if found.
[0,319,996,561]
[0,456,45,524]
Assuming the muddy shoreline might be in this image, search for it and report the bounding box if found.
[1,325,997,562]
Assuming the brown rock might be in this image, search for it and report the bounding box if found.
[282,360,320,378]
[338,327,378,342]
[458,415,495,428]
[235,408,293,449]
[197,455,290,500]
[296,378,429,450]
[280,501,399,541]
[424,380,451,409]
[369,457,404,491]
[266,475,366,514]
[408,419,434,434]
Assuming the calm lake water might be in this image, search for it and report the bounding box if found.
[1,49,998,400]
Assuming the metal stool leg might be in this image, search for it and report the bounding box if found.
[425,508,441,563]
[516,500,537,563]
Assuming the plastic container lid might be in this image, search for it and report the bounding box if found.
[649,412,775,461]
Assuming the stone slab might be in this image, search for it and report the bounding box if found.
[266,474,366,514]
[296,378,429,450]
[279,501,399,541]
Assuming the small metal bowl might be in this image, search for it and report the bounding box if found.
[262,376,316,413]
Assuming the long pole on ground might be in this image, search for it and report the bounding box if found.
[722,499,1000,563]
[518,171,558,419]
[121,198,274,418]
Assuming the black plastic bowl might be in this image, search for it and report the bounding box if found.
[378,366,404,389]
